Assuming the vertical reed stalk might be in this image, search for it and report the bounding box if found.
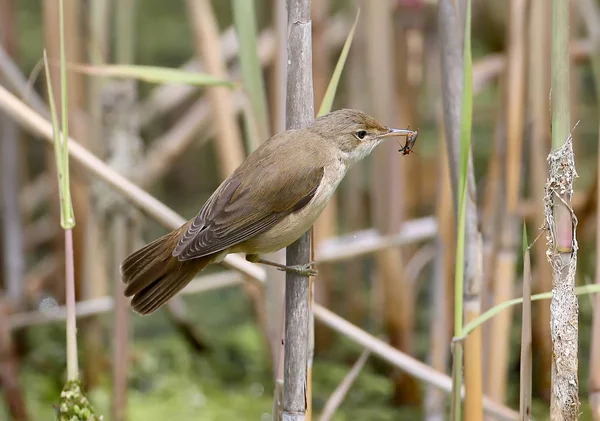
[487,0,527,406]
[363,0,419,405]
[283,1,314,420]
[548,0,579,418]
[110,2,138,420]
[82,0,111,392]
[425,117,454,421]
[528,0,553,401]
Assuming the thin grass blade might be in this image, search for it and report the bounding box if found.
[317,9,360,117]
[456,284,600,340]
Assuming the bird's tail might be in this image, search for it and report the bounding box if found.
[120,230,211,315]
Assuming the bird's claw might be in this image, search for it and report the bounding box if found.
[279,261,318,277]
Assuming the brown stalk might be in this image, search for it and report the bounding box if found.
[425,115,454,421]
[527,0,553,402]
[395,4,423,222]
[363,0,419,406]
[394,4,428,405]
[480,89,504,316]
[0,82,520,420]
[486,0,527,406]
[108,2,138,419]
[480,89,505,380]
[82,0,111,394]
[342,12,369,328]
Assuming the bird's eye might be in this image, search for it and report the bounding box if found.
[355,130,367,140]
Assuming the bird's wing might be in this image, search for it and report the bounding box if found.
[173,162,324,260]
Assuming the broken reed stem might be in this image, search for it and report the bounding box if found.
[283,0,314,419]
[548,0,579,419]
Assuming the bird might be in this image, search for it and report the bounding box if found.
[120,108,415,315]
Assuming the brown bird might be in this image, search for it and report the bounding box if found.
[121,109,415,315]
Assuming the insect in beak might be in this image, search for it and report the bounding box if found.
[398,127,419,156]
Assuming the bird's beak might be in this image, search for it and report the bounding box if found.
[378,127,415,138]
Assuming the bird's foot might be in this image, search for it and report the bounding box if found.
[278,261,318,277]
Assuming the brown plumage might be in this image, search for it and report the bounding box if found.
[121,109,415,315]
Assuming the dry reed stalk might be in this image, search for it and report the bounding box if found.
[479,93,504,315]
[395,7,422,220]
[528,0,553,402]
[363,0,419,405]
[548,0,579,418]
[480,94,505,378]
[108,2,138,419]
[84,0,111,310]
[486,0,527,406]
[394,13,425,403]
[283,0,315,419]
[425,120,454,421]
[82,0,112,395]
[0,81,520,420]
[342,12,369,328]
